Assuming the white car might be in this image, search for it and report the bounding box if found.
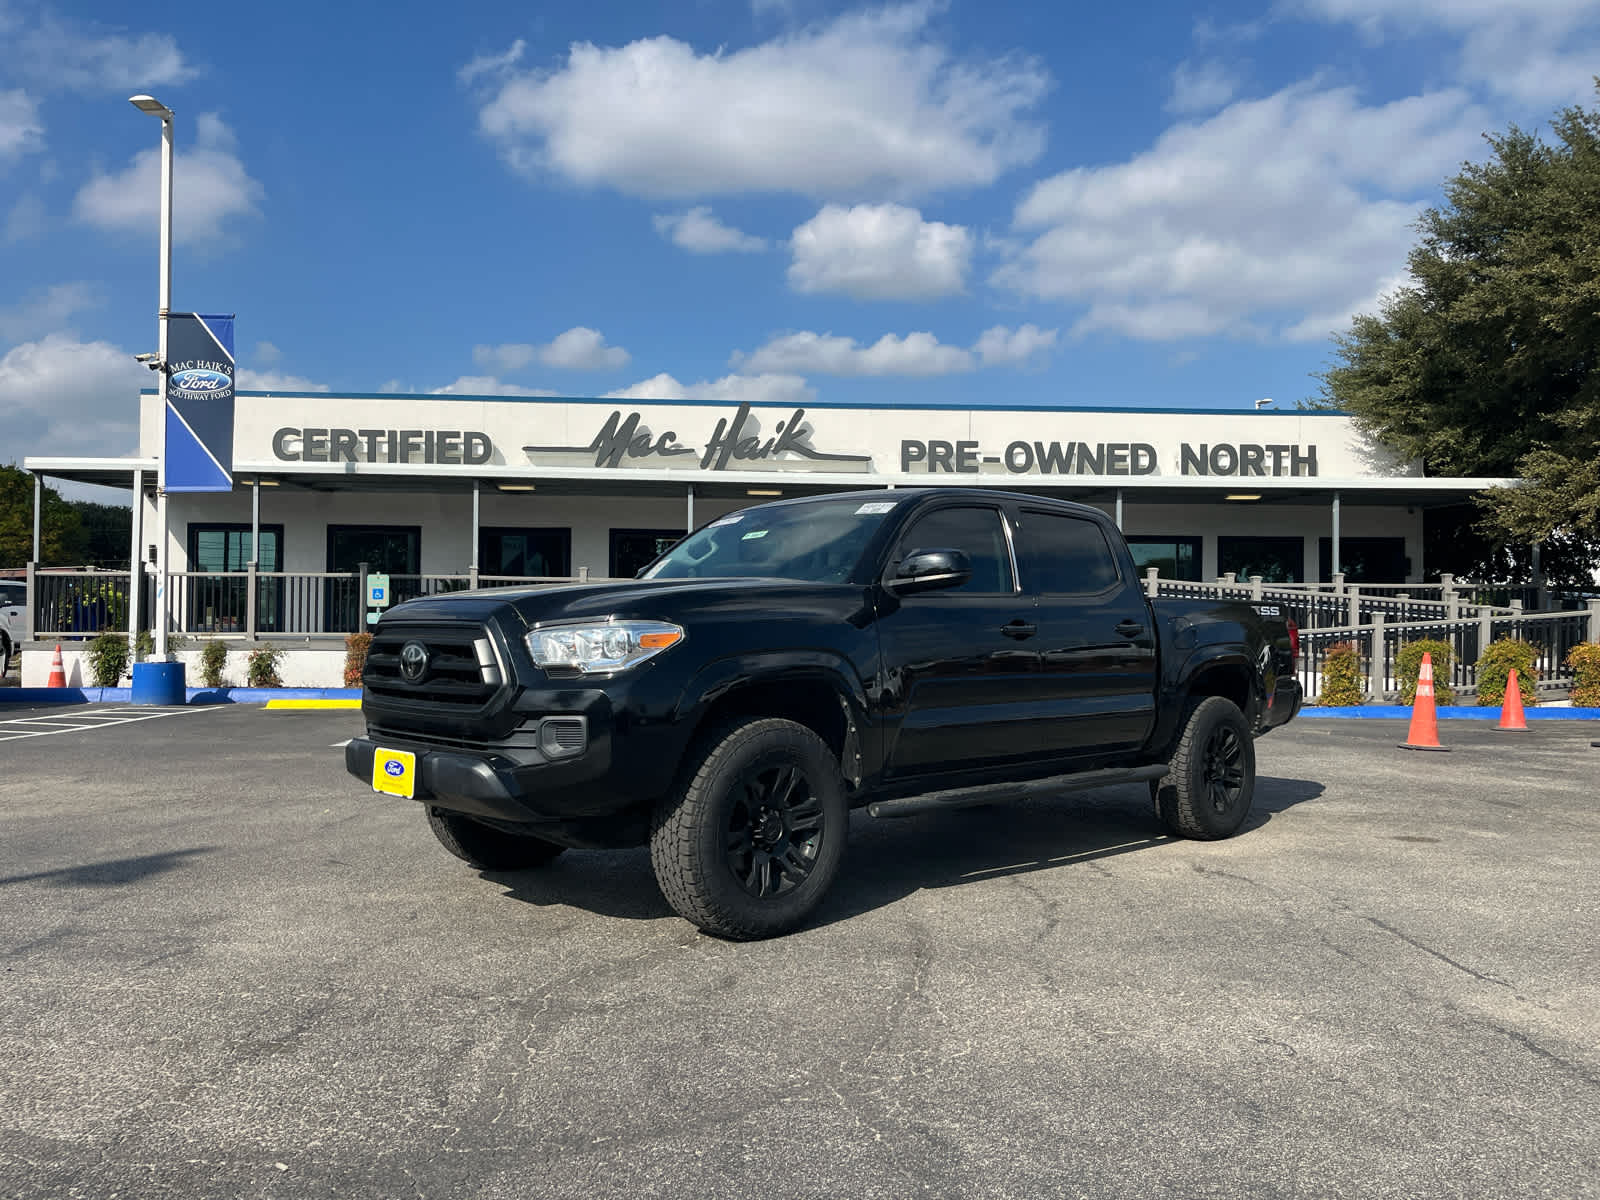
[0,580,25,676]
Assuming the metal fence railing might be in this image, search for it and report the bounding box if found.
[1293,608,1598,702]
[29,566,610,640]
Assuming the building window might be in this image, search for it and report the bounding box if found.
[1217,536,1304,584]
[1319,537,1408,583]
[610,529,684,579]
[186,524,284,633]
[1126,536,1202,582]
[479,528,571,578]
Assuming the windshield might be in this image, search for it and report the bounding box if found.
[641,497,900,583]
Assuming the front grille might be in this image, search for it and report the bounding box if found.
[364,623,504,708]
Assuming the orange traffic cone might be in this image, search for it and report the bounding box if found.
[46,643,66,688]
[1400,651,1449,752]
[1496,668,1529,732]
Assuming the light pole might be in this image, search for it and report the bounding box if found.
[130,94,174,659]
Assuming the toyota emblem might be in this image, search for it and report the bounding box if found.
[399,640,429,683]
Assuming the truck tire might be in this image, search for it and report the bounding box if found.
[1154,696,1256,840]
[0,634,10,678]
[651,717,848,941]
[425,806,566,870]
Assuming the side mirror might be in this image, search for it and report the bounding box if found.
[889,548,972,594]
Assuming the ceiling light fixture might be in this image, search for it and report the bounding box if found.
[747,488,782,497]
[1225,493,1262,501]
[498,483,537,492]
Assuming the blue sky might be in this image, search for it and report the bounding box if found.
[3,0,1599,489]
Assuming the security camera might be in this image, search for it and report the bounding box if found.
[133,352,157,362]
[133,353,164,370]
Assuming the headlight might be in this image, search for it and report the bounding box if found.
[526,620,684,674]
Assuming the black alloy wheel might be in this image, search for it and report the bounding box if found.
[651,717,849,941]
[1154,695,1256,841]
[724,763,826,899]
[1201,723,1247,814]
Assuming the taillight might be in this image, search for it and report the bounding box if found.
[1287,619,1300,666]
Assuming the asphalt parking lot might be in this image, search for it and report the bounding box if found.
[2,706,1597,1200]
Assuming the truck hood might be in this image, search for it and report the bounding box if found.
[383,577,873,630]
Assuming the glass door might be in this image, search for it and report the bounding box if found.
[326,525,421,630]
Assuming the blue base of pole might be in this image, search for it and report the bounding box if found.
[131,660,186,706]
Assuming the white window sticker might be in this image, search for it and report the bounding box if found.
[741,529,770,540]
[855,502,897,515]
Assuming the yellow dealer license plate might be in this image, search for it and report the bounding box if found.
[371,747,417,799]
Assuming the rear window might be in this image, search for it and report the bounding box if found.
[1020,510,1121,594]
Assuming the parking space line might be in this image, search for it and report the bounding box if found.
[0,707,218,742]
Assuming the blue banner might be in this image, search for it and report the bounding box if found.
[165,313,236,492]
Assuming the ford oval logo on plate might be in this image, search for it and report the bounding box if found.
[384,760,405,777]
[170,369,232,394]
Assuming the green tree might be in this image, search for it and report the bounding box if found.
[74,500,134,566]
[1318,84,1600,586]
[0,464,89,569]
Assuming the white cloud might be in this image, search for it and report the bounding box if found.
[604,372,814,405]
[739,330,972,377]
[789,203,971,300]
[1,89,44,160]
[430,376,558,396]
[1167,60,1238,115]
[997,83,1488,342]
[470,4,1048,198]
[738,323,1057,376]
[653,207,768,254]
[540,326,629,370]
[10,13,197,93]
[1299,0,1600,103]
[235,369,330,393]
[459,39,525,86]
[253,341,281,365]
[0,334,144,458]
[974,323,1058,367]
[73,112,263,244]
[473,327,629,373]
[0,282,102,342]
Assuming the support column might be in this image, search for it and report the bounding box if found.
[687,483,695,531]
[129,469,144,643]
[470,481,480,586]
[1115,488,1123,530]
[32,472,41,562]
[248,477,261,639]
[1331,490,1342,583]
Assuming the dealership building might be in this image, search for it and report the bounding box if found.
[21,385,1516,613]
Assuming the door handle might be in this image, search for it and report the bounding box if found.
[1115,620,1145,638]
[1001,620,1037,640]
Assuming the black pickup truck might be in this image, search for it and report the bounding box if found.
[347,488,1301,939]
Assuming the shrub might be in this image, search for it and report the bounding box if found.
[246,644,284,688]
[1396,639,1456,706]
[344,632,373,688]
[133,630,187,661]
[1475,638,1539,707]
[200,639,229,688]
[86,632,129,686]
[1318,640,1365,706]
[1566,643,1600,708]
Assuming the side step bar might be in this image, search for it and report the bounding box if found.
[867,764,1171,819]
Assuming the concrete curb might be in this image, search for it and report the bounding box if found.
[1301,705,1600,720]
[0,687,364,705]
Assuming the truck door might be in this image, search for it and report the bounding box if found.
[1013,507,1157,758]
[876,502,1042,779]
